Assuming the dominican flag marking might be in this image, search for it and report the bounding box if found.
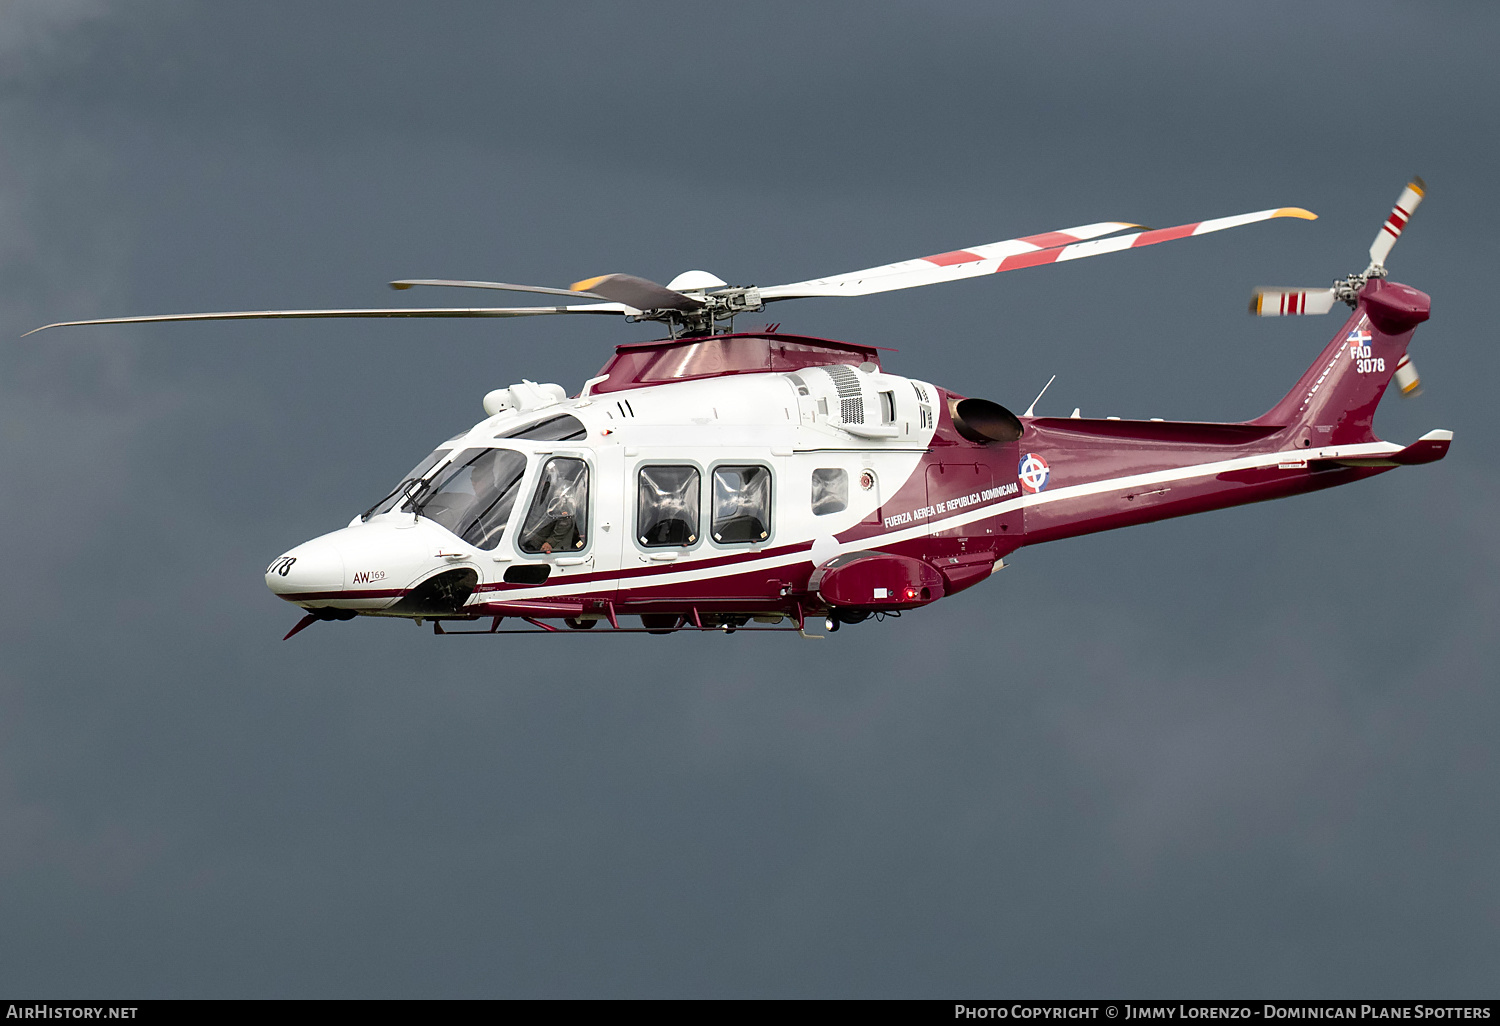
[1018,453,1051,494]
[1346,326,1373,353]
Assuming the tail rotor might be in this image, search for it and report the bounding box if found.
[1248,177,1428,398]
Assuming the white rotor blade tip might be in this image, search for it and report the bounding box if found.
[1370,177,1426,269]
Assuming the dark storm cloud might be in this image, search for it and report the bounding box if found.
[1,0,1497,997]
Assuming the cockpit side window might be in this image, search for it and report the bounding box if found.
[711,465,772,543]
[811,468,848,515]
[501,414,587,442]
[519,457,589,554]
[363,447,452,519]
[638,466,699,547]
[408,447,529,551]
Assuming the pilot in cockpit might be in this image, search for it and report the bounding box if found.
[528,493,583,554]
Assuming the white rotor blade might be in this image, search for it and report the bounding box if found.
[758,220,1140,299]
[1368,176,1425,272]
[760,208,1315,300]
[1249,287,1339,316]
[22,303,633,336]
[390,279,608,299]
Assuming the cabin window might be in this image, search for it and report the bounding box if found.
[408,447,529,551]
[501,414,587,441]
[519,457,589,554]
[363,447,452,519]
[638,466,700,547]
[811,468,848,516]
[711,465,771,543]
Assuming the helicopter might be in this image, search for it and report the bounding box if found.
[29,179,1448,639]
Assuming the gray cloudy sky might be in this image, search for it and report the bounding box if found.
[2,0,1497,998]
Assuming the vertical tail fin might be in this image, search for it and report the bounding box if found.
[1252,279,1430,444]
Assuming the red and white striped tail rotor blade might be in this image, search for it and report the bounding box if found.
[757,220,1141,299]
[1248,287,1339,317]
[1369,177,1425,271]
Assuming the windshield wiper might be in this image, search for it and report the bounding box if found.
[401,474,440,515]
[361,478,416,522]
[360,475,436,521]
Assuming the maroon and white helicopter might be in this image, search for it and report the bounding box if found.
[31,179,1448,638]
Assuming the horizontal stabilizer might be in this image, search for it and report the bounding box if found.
[1315,429,1452,468]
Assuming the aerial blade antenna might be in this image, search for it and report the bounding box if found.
[282,613,320,641]
[1023,374,1056,417]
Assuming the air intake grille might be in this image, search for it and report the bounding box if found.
[826,364,864,424]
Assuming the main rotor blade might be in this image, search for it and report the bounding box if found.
[1249,287,1339,316]
[759,209,1315,300]
[756,220,1141,299]
[390,279,608,300]
[570,273,703,311]
[1368,176,1425,272]
[22,303,632,336]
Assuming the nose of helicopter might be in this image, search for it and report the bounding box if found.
[265,537,345,598]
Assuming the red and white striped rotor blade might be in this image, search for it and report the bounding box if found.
[760,208,1315,300]
[1249,287,1339,317]
[757,220,1141,299]
[1368,176,1425,271]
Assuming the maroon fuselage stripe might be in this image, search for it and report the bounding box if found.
[275,587,406,602]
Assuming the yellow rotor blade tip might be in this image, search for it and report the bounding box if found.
[571,275,610,293]
[1274,207,1318,220]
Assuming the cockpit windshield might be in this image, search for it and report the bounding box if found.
[498,414,587,441]
[362,448,452,519]
[405,447,530,550]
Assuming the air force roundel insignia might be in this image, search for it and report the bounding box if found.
[1018,452,1050,494]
